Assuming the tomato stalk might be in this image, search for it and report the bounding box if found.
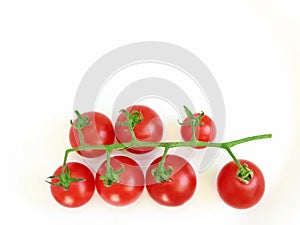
[63,135,271,152]
[59,134,271,186]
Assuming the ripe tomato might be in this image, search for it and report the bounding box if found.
[95,156,145,206]
[50,162,95,208]
[180,113,216,149]
[217,159,265,209]
[69,111,115,158]
[146,155,197,206]
[115,105,163,154]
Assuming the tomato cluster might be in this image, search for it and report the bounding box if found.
[48,105,266,210]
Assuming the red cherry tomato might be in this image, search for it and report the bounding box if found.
[217,159,265,209]
[115,105,163,154]
[146,155,197,206]
[95,156,145,206]
[69,111,115,158]
[50,162,95,208]
[180,113,216,149]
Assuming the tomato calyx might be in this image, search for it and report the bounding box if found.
[151,164,173,183]
[70,110,91,147]
[46,166,85,190]
[236,163,254,184]
[100,164,125,187]
[151,147,173,182]
[178,106,205,126]
[99,150,125,187]
[178,106,205,142]
[117,109,144,129]
[116,109,144,141]
[70,110,91,130]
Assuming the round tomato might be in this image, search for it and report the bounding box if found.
[50,162,95,208]
[95,156,145,206]
[180,113,216,149]
[115,105,163,154]
[217,159,265,209]
[146,154,197,206]
[69,111,115,158]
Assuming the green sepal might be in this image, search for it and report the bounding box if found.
[119,109,144,130]
[100,164,125,187]
[236,163,254,184]
[183,105,194,119]
[178,106,205,126]
[45,166,85,190]
[70,110,91,130]
[151,165,173,183]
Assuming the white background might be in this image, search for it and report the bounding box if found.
[1,0,299,224]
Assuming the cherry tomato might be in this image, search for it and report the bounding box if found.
[50,162,95,208]
[146,155,197,206]
[95,156,145,206]
[69,111,115,158]
[217,159,265,209]
[180,113,216,149]
[115,105,163,154]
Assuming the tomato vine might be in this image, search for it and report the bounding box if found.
[46,105,272,208]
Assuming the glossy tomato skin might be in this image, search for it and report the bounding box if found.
[50,162,95,208]
[146,155,197,206]
[69,111,115,158]
[180,113,216,149]
[115,105,163,154]
[95,156,145,206]
[217,159,265,209]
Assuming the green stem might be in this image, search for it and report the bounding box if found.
[67,133,271,151]
[62,148,80,168]
[159,146,170,167]
[128,122,137,142]
[221,144,243,170]
[225,134,272,148]
[77,127,86,147]
[56,132,272,186]
[191,120,197,142]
